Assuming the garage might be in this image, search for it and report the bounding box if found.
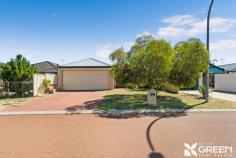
[58,58,114,91]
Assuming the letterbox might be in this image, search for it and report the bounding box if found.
[147,89,157,104]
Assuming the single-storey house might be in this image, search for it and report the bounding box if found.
[214,63,236,92]
[209,63,225,88]
[198,63,225,88]
[57,58,114,91]
[33,61,58,74]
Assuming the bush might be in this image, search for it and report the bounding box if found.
[42,79,51,90]
[198,85,205,98]
[1,54,38,82]
[164,83,179,94]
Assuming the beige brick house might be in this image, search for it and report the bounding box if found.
[58,58,114,91]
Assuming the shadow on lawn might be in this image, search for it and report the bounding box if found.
[100,94,195,109]
[97,93,205,119]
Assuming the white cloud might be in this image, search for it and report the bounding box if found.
[136,31,152,38]
[157,27,185,38]
[95,43,114,61]
[123,41,134,50]
[162,15,198,27]
[18,49,37,61]
[95,41,134,62]
[156,15,236,38]
[210,40,236,64]
[210,40,236,51]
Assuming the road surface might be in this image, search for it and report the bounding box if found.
[0,112,235,158]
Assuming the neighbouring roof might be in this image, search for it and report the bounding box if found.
[219,63,236,72]
[60,58,111,68]
[209,63,225,74]
[33,61,58,74]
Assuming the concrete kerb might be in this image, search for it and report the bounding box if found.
[0,109,236,116]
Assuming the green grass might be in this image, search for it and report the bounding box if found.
[99,89,236,111]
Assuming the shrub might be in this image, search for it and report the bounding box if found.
[164,83,179,94]
[1,54,38,82]
[198,85,205,98]
[169,38,209,88]
[42,79,51,90]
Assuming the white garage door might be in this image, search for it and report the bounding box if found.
[63,70,109,90]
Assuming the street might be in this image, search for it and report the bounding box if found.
[0,112,235,158]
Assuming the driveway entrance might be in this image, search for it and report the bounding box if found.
[5,91,107,112]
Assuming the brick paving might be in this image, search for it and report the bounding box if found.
[5,91,108,111]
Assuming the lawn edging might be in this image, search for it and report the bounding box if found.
[0,109,236,116]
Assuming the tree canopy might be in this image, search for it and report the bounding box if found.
[169,38,209,88]
[1,54,38,82]
[129,40,174,89]
[109,48,131,87]
[0,62,4,79]
[110,36,209,90]
[128,35,155,56]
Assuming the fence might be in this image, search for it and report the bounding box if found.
[215,73,236,92]
[33,73,57,96]
[0,81,33,98]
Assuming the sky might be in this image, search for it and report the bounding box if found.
[0,0,236,65]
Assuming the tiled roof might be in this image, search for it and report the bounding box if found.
[219,63,236,72]
[33,61,58,73]
[61,58,110,67]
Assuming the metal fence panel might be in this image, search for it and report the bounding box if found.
[0,81,33,98]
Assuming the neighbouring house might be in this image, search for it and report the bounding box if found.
[198,63,225,88]
[209,63,225,74]
[57,58,114,91]
[209,63,225,88]
[219,63,236,73]
[33,61,58,74]
[214,63,236,92]
[32,61,58,96]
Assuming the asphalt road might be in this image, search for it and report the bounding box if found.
[0,112,235,158]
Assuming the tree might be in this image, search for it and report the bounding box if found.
[109,48,132,87]
[129,40,175,89]
[169,38,209,88]
[0,62,4,79]
[128,35,155,56]
[135,35,155,46]
[1,54,38,81]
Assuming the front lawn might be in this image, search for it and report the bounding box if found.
[99,89,236,110]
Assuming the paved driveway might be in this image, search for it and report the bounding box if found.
[181,90,236,102]
[5,91,107,111]
[0,112,235,158]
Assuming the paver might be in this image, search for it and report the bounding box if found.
[4,91,107,111]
